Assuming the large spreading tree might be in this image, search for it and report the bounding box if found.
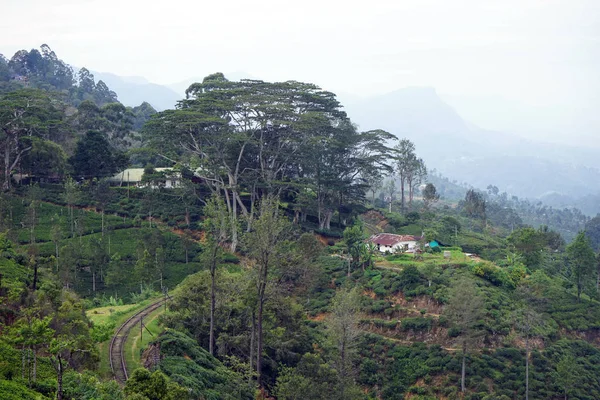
[0,88,64,190]
[144,74,396,248]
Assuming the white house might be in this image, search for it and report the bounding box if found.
[368,233,423,253]
[107,168,182,189]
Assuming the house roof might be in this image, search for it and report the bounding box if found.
[368,233,421,246]
[107,168,174,183]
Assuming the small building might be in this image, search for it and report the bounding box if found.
[427,240,440,249]
[107,168,181,188]
[368,233,423,253]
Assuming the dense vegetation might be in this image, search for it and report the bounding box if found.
[1,44,600,400]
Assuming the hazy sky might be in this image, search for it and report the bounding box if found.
[2,0,599,141]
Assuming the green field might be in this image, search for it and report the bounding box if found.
[86,297,163,378]
[124,306,166,374]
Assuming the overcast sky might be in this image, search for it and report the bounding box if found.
[2,0,599,141]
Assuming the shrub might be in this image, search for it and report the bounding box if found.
[402,317,432,332]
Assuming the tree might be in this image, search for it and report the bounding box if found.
[124,368,189,400]
[384,179,397,213]
[69,131,127,180]
[395,139,416,211]
[597,252,600,293]
[364,172,383,204]
[566,231,596,302]
[585,215,600,251]
[246,195,290,384]
[45,290,98,400]
[512,287,545,400]
[0,89,64,190]
[406,157,426,208]
[421,263,439,287]
[99,102,134,149]
[445,276,484,393]
[88,237,109,292]
[20,137,67,180]
[134,249,153,292]
[76,68,96,99]
[145,74,396,244]
[422,183,440,210]
[94,80,118,106]
[131,101,157,130]
[507,227,545,269]
[93,179,113,236]
[8,312,54,384]
[343,223,365,271]
[464,189,486,227]
[203,194,231,355]
[63,176,80,238]
[554,354,582,400]
[327,286,361,398]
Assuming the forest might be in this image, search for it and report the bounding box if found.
[1,45,600,400]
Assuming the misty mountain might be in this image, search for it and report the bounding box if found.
[345,87,600,208]
[85,68,600,214]
[91,71,181,111]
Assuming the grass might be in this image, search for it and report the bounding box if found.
[86,303,141,325]
[124,305,166,375]
[7,197,131,245]
[374,248,473,269]
[86,296,163,378]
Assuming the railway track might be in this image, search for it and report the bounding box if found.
[109,299,166,383]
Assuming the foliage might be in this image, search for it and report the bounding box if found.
[124,367,189,400]
[151,330,254,399]
[69,131,127,179]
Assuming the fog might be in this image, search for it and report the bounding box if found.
[2,0,600,206]
[2,0,598,143]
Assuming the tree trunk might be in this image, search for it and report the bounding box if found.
[27,346,31,384]
[597,259,600,292]
[33,349,37,382]
[400,176,406,212]
[209,246,217,356]
[256,285,265,385]
[525,335,529,400]
[249,309,255,383]
[21,345,25,379]
[32,263,38,291]
[55,241,59,272]
[246,187,256,233]
[56,354,64,400]
[70,206,74,238]
[101,210,104,237]
[229,188,238,252]
[3,146,11,191]
[461,341,466,392]
[92,271,96,292]
[324,210,332,230]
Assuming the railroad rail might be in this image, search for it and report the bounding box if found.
[109,299,166,383]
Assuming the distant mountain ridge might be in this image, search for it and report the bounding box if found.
[71,68,600,214]
[90,71,181,111]
[344,86,600,211]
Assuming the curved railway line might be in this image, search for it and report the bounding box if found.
[109,299,166,383]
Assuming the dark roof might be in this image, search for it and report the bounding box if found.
[368,233,421,246]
